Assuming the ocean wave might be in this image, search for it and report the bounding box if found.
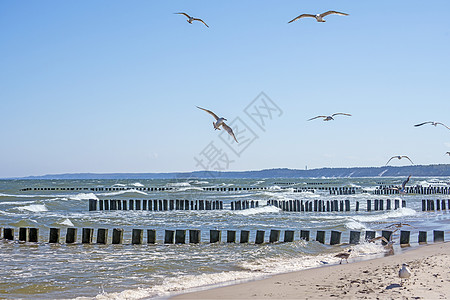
[58,218,74,227]
[131,182,144,187]
[166,182,191,187]
[70,193,99,201]
[351,208,417,223]
[233,205,281,216]
[98,189,148,197]
[17,204,48,212]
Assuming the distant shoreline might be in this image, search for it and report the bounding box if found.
[3,164,450,180]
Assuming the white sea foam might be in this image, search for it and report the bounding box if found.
[233,205,281,215]
[167,182,191,187]
[130,182,144,187]
[351,208,417,223]
[70,193,99,201]
[112,184,127,187]
[192,180,209,185]
[98,190,148,197]
[17,204,48,212]
[345,220,367,230]
[59,218,74,227]
[0,200,36,206]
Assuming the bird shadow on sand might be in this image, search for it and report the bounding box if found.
[386,283,402,290]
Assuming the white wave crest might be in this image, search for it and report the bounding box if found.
[130,182,144,187]
[98,189,148,197]
[70,193,99,201]
[59,218,74,227]
[233,205,281,216]
[351,208,417,223]
[18,204,48,212]
[167,182,191,187]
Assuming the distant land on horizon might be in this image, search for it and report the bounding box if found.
[7,164,450,180]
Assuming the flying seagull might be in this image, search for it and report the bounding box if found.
[391,175,412,194]
[175,12,209,28]
[335,249,351,264]
[197,106,238,143]
[414,121,450,130]
[308,113,351,121]
[288,11,349,23]
[446,152,450,156]
[385,155,414,166]
[399,263,411,286]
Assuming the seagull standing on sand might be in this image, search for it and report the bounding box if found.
[335,249,351,264]
[414,121,450,130]
[399,263,411,286]
[197,106,239,143]
[175,12,209,27]
[288,11,349,23]
[385,156,414,166]
[308,113,351,121]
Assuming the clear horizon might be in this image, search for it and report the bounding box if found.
[1,0,449,178]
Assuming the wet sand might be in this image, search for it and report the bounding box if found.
[172,242,450,299]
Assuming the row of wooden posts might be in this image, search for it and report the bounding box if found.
[21,186,274,192]
[268,199,406,212]
[422,199,450,211]
[375,185,450,195]
[89,199,224,211]
[1,227,445,245]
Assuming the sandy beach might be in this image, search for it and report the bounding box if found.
[172,242,450,299]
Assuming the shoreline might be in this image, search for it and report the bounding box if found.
[170,242,449,299]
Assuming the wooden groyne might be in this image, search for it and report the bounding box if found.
[422,199,450,211]
[1,227,446,246]
[89,199,224,211]
[375,185,450,195]
[267,199,407,212]
[20,186,272,192]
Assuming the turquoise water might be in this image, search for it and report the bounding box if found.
[0,177,449,299]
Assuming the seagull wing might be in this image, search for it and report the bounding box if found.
[402,156,414,164]
[331,113,352,117]
[320,11,349,17]
[308,116,327,121]
[414,121,432,127]
[288,14,316,23]
[193,18,209,28]
[175,12,191,19]
[222,123,238,143]
[436,122,450,130]
[197,106,219,121]
[385,156,395,165]
[402,175,411,189]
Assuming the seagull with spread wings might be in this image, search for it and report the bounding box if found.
[414,121,450,130]
[197,106,238,143]
[175,12,209,28]
[386,155,414,166]
[288,10,349,23]
[308,113,351,121]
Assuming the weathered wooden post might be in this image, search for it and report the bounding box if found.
[240,230,250,243]
[367,200,371,211]
[66,228,77,244]
[19,227,28,242]
[27,228,38,242]
[104,199,110,210]
[349,231,360,244]
[284,230,295,242]
[300,230,310,241]
[135,200,141,210]
[227,230,236,243]
[99,200,104,210]
[379,199,384,210]
[402,200,406,208]
[122,200,127,210]
[316,231,325,244]
[339,200,344,212]
[143,200,147,210]
[387,199,392,210]
[314,200,318,212]
[365,231,375,241]
[97,228,108,244]
[210,230,221,243]
[4,228,14,240]
[112,228,124,244]
[255,230,265,244]
[175,230,186,244]
[418,231,427,244]
[381,230,392,245]
[189,230,201,244]
[394,199,400,209]
[269,230,280,243]
[132,229,143,244]
[436,199,440,211]
[49,228,60,243]
[345,200,350,212]
[400,230,410,246]
[355,201,359,212]
[199,200,204,210]
[163,199,168,211]
[326,200,330,212]
[433,230,444,242]
[147,229,156,244]
[330,231,341,245]
[164,230,175,244]
[82,228,94,244]
[421,199,426,211]
[117,200,122,210]
[231,202,235,210]
[374,199,379,211]
[442,199,446,210]
[110,200,117,210]
[169,200,175,210]
[89,199,97,211]
[129,199,134,210]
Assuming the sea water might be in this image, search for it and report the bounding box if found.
[0,177,449,299]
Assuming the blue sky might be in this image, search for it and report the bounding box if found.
[1,0,449,177]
